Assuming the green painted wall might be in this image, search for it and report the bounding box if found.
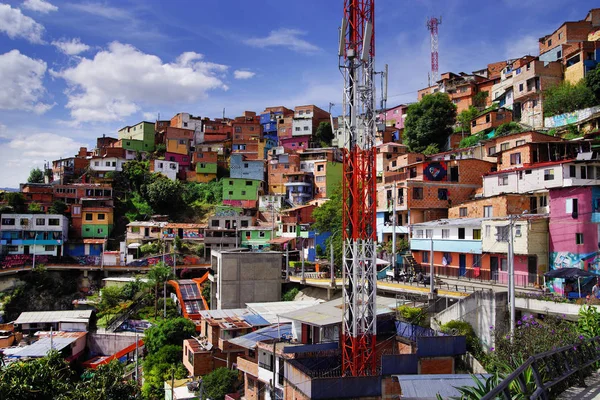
[223,178,261,201]
[119,122,155,151]
[326,162,343,198]
[82,224,112,238]
[240,229,272,248]
[196,162,218,174]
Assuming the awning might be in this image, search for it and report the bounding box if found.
[127,243,142,249]
[376,258,390,266]
[83,239,106,244]
[267,237,294,245]
[544,268,597,279]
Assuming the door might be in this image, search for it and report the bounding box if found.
[529,197,537,214]
[490,256,498,280]
[459,254,466,277]
[144,228,149,237]
[528,256,537,285]
[450,166,459,182]
[23,245,30,255]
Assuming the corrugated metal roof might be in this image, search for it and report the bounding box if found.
[243,314,270,327]
[411,218,485,228]
[14,310,93,325]
[11,337,77,358]
[228,323,292,349]
[394,374,492,399]
[246,300,324,323]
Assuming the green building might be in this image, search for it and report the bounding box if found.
[118,121,155,152]
[325,161,343,198]
[240,227,273,249]
[223,178,262,201]
[196,162,218,174]
[81,209,113,238]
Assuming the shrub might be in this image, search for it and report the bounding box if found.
[397,305,427,326]
[282,287,300,301]
[494,122,522,137]
[440,320,482,357]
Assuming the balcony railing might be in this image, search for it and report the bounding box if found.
[258,361,273,372]
[415,265,541,288]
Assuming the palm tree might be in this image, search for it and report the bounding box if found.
[147,262,174,319]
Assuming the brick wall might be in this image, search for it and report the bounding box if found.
[419,357,454,374]
[448,194,530,218]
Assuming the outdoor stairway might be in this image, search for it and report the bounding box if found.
[403,255,420,271]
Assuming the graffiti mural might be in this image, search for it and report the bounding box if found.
[548,251,600,294]
[423,162,447,181]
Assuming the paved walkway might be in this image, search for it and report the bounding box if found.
[558,371,600,400]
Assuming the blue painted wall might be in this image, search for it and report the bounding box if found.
[411,238,482,254]
[229,153,264,181]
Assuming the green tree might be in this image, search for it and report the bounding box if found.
[27,202,43,214]
[457,106,479,134]
[147,262,175,319]
[145,177,184,218]
[4,192,27,213]
[201,367,239,400]
[422,143,440,155]
[314,121,334,147]
[49,200,68,215]
[99,285,126,311]
[143,317,196,354]
[543,80,596,117]
[472,90,489,109]
[312,186,343,271]
[121,160,152,192]
[72,360,141,400]
[585,65,600,101]
[403,92,457,153]
[27,167,44,183]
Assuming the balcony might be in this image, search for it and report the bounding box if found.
[258,361,273,372]
[380,225,409,235]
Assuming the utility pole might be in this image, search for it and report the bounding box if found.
[271,340,277,400]
[285,243,290,281]
[430,230,434,295]
[508,215,515,340]
[134,332,139,383]
[392,182,397,272]
[163,279,167,319]
[301,238,305,284]
[330,232,336,288]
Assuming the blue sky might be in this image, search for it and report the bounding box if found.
[0,0,597,187]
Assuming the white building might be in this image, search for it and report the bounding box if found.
[0,214,69,256]
[89,157,126,176]
[152,160,179,180]
[483,160,600,197]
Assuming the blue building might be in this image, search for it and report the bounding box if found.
[229,153,265,181]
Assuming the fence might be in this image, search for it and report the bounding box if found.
[482,336,600,400]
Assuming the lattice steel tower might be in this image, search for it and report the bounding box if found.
[427,16,442,85]
[338,0,377,377]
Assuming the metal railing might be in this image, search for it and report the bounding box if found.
[481,336,600,400]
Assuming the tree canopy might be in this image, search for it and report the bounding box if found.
[403,92,457,153]
[27,168,45,183]
[144,317,195,354]
[145,177,185,217]
[585,65,600,102]
[312,186,343,268]
[543,80,596,117]
[314,121,334,147]
[49,200,68,215]
[201,367,239,400]
[457,106,479,134]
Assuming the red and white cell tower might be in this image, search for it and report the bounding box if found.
[338,0,378,376]
[427,16,442,86]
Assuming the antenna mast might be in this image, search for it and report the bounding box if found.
[339,0,377,377]
[427,16,442,85]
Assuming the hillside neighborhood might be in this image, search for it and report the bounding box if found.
[2,4,600,400]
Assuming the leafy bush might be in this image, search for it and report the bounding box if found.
[282,287,300,301]
[440,320,482,357]
[422,143,440,155]
[494,122,522,137]
[458,132,486,149]
[578,305,600,339]
[144,317,196,354]
[397,305,427,326]
[543,80,596,117]
[202,367,239,400]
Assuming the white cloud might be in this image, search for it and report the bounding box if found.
[233,70,255,80]
[52,42,229,123]
[244,28,321,54]
[22,0,58,13]
[0,4,44,44]
[68,2,131,20]
[0,50,54,114]
[505,34,540,59]
[51,38,90,55]
[142,111,158,121]
[0,132,86,187]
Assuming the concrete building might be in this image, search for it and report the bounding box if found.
[13,310,93,333]
[223,178,262,208]
[230,153,265,181]
[0,214,69,257]
[448,194,532,219]
[470,108,513,135]
[170,112,203,133]
[284,172,314,206]
[151,159,179,180]
[240,227,273,250]
[313,160,342,199]
[89,157,126,177]
[52,147,91,184]
[117,121,155,152]
[210,249,283,309]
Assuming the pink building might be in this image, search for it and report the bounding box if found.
[279,135,310,152]
[548,186,600,293]
[165,152,191,171]
[378,104,408,132]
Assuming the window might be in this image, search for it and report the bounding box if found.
[566,198,578,215]
[496,226,509,242]
[298,110,304,115]
[438,188,448,200]
[501,258,508,272]
[544,169,554,181]
[498,175,508,186]
[488,146,496,156]
[426,229,433,238]
[97,214,105,220]
[442,252,451,265]
[295,127,301,132]
[303,126,309,131]
[485,225,491,238]
[548,39,552,46]
[515,225,522,237]
[211,220,219,227]
[423,251,429,263]
[473,254,482,268]
[576,233,584,245]
[519,83,524,92]
[415,230,424,238]
[259,231,266,238]
[105,161,110,167]
[246,180,253,186]
[317,165,324,172]
[483,205,493,218]
[235,126,242,133]
[500,143,509,151]
[570,165,577,177]
[442,229,450,238]
[36,218,45,226]
[510,153,521,165]
[94,161,99,166]
[459,207,467,217]
[20,218,29,226]
[316,176,326,182]
[458,228,465,239]
[539,195,548,207]
[581,166,587,179]
[409,167,417,178]
[472,229,481,240]
[228,191,233,196]
[1,218,15,225]
[558,32,562,40]
[413,187,423,199]
[241,191,246,195]
[44,245,55,251]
